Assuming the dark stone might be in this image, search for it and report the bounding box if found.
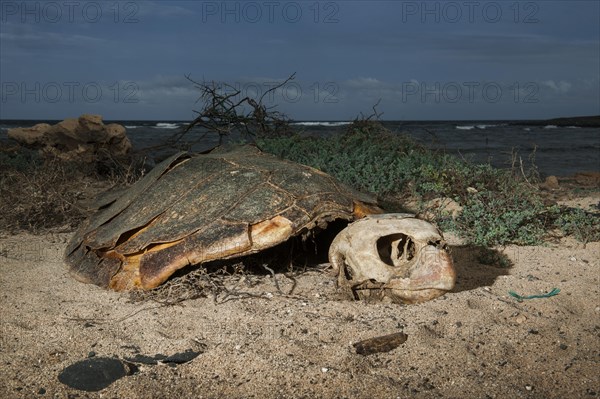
[58,357,136,392]
[124,349,201,365]
[163,350,201,364]
[124,354,167,365]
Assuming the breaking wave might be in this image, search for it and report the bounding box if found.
[153,123,180,129]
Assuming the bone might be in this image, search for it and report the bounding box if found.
[329,214,456,304]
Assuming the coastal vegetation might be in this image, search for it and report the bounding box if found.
[258,121,599,247]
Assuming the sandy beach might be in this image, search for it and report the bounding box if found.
[1,191,598,398]
[2,0,598,395]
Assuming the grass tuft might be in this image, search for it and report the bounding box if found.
[0,144,142,234]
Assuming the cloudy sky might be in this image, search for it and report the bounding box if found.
[1,0,598,121]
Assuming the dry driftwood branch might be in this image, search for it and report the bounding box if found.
[353,331,408,355]
[356,98,383,121]
[179,73,297,145]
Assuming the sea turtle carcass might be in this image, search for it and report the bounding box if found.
[65,145,455,303]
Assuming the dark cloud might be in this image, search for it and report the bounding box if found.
[1,1,598,120]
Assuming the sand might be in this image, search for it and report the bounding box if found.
[1,199,599,398]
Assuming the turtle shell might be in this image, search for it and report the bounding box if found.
[65,145,381,291]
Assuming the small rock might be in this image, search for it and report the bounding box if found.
[37,388,46,395]
[321,367,329,373]
[515,314,527,324]
[543,176,560,190]
[381,296,393,304]
[559,343,568,350]
[467,187,478,194]
[421,197,463,219]
[569,256,577,262]
[526,385,533,391]
[125,349,201,365]
[87,351,96,358]
[125,354,166,365]
[421,378,435,390]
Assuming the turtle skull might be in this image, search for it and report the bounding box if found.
[329,214,456,304]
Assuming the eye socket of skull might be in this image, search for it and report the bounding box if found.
[376,233,416,267]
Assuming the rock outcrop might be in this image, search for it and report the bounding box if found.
[7,114,131,161]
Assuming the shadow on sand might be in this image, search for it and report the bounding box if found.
[449,245,512,293]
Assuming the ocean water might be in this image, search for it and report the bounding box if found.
[1,119,598,177]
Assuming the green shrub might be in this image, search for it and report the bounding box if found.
[555,208,600,244]
[259,122,598,246]
[258,125,466,197]
[453,188,549,246]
